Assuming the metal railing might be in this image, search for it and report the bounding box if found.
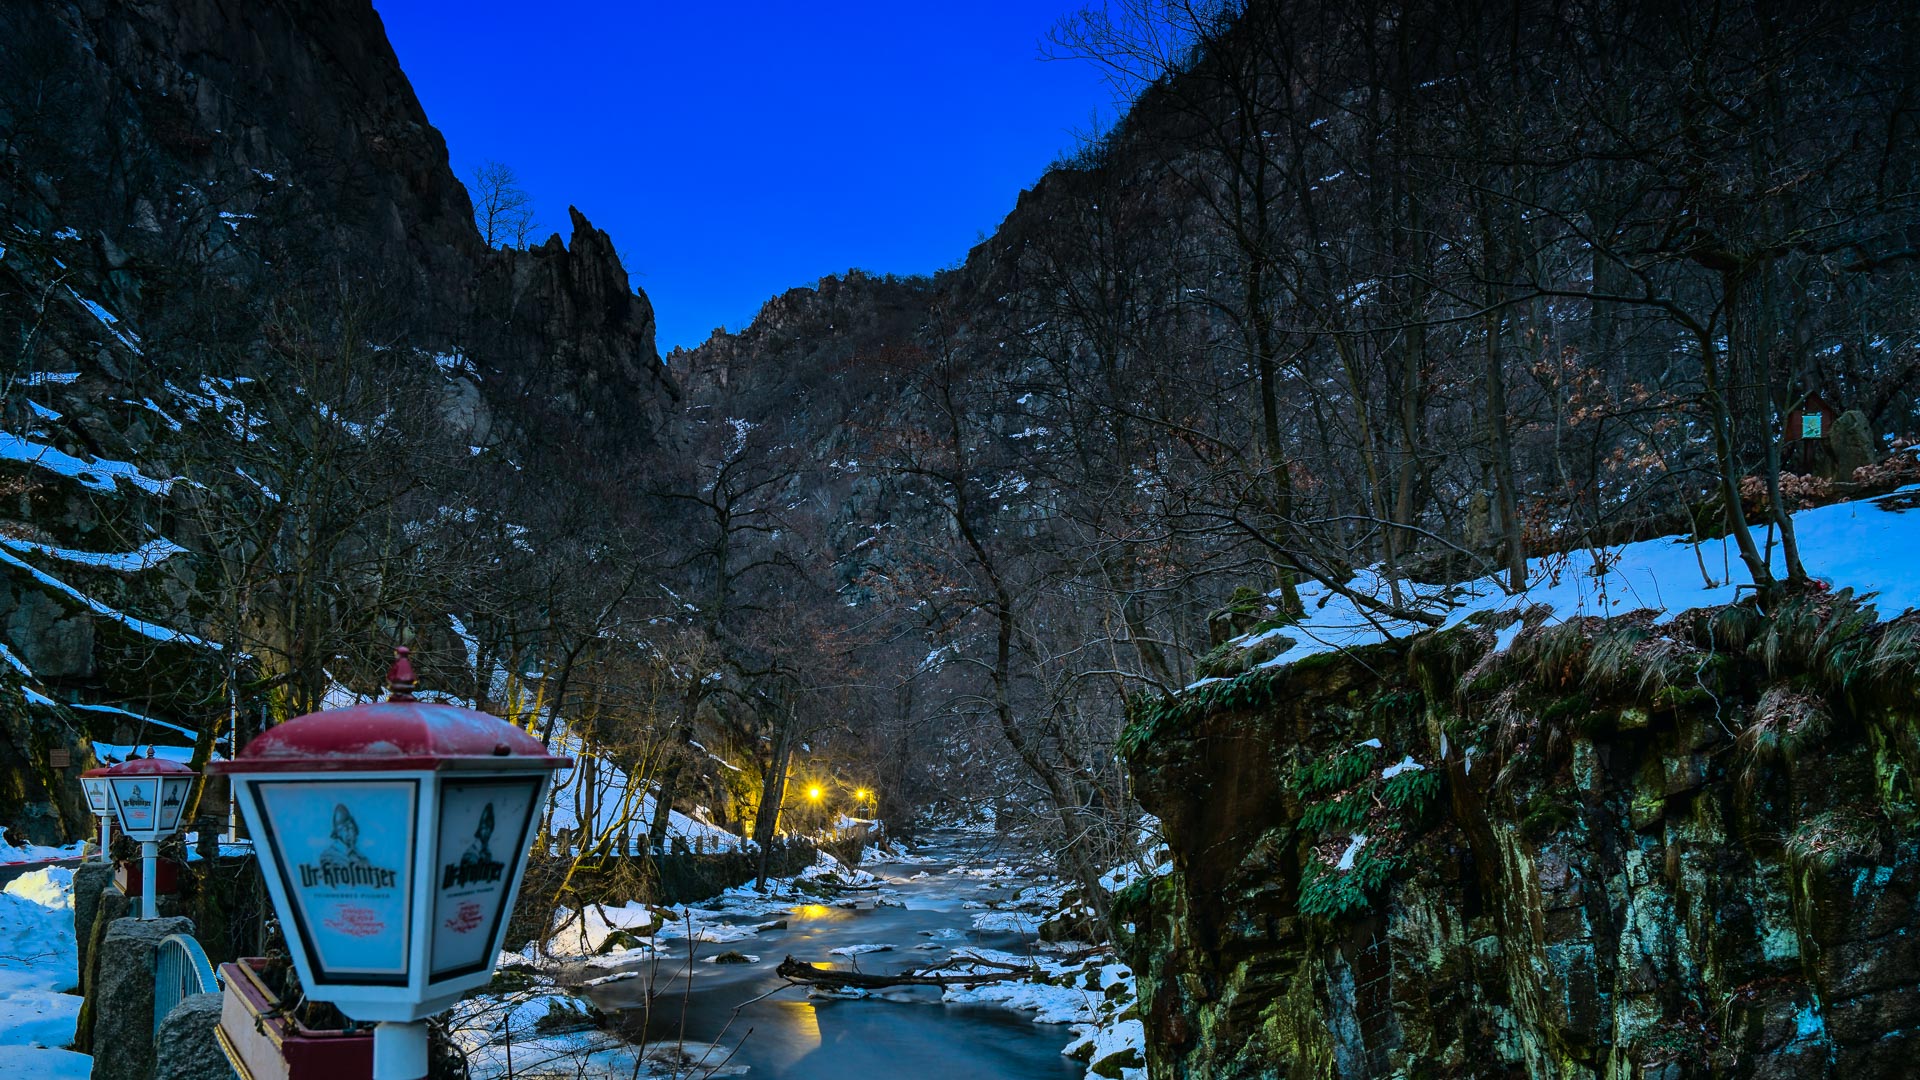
[154,933,221,1038]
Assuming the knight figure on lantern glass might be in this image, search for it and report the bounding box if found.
[209,648,568,1080]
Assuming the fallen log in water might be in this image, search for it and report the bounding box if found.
[774,955,1038,989]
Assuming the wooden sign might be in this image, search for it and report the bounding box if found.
[1785,392,1838,444]
[48,748,71,769]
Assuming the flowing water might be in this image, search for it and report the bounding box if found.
[584,831,1088,1079]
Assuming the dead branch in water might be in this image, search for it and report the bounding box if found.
[774,955,1038,989]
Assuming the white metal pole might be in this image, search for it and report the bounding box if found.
[140,840,158,920]
[373,1020,429,1080]
[97,816,109,862]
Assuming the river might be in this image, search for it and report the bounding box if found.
[581,830,1088,1079]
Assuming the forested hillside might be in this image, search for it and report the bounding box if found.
[671,0,1920,907]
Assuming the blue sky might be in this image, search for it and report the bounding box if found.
[373,1,1123,353]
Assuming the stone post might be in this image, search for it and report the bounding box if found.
[71,861,115,983]
[153,992,228,1080]
[87,915,193,1080]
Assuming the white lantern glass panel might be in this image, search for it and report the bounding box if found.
[156,775,193,833]
[429,775,542,982]
[250,778,420,985]
[81,777,110,814]
[110,776,162,836]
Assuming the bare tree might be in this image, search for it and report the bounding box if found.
[469,160,539,248]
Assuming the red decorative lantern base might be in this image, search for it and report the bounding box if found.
[215,959,373,1080]
[114,858,178,897]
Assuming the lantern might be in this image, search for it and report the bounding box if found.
[208,649,568,1080]
[101,749,197,919]
[80,766,113,862]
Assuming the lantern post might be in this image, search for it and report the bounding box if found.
[101,748,198,919]
[209,648,568,1080]
[79,766,114,861]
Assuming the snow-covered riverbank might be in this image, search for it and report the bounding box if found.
[0,866,87,1079]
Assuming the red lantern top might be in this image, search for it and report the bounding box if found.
[209,648,569,775]
[81,766,110,778]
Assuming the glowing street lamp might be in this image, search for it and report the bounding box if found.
[806,785,823,802]
[102,749,197,919]
[209,649,568,1080]
[79,766,113,862]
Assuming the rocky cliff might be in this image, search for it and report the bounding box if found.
[1118,583,1920,1078]
[0,0,677,840]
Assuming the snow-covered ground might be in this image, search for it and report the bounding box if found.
[0,868,87,1079]
[1198,482,1920,687]
[0,839,81,866]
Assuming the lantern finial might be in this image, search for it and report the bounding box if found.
[388,647,417,702]
[145,744,155,759]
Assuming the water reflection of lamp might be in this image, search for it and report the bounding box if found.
[209,648,569,1080]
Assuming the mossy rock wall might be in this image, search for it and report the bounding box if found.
[1120,599,1920,1079]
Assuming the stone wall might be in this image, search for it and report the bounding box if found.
[1119,595,1920,1078]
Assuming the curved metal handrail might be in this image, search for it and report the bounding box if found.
[153,932,221,1038]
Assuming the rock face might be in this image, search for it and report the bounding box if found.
[1,0,676,451]
[477,206,678,450]
[88,914,195,1080]
[152,992,228,1080]
[0,0,680,835]
[1118,596,1920,1078]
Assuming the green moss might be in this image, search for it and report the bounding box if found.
[1521,794,1578,839]
[1784,808,1877,878]
[1089,1048,1143,1078]
[1651,684,1715,711]
[1540,692,1593,724]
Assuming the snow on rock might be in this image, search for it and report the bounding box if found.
[1336,834,1369,871]
[1381,756,1424,779]
[943,977,1093,1024]
[0,537,185,572]
[859,839,912,863]
[546,901,658,957]
[0,432,169,496]
[828,943,893,956]
[1064,1015,1147,1080]
[971,910,1039,933]
[1195,486,1920,686]
[0,547,213,648]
